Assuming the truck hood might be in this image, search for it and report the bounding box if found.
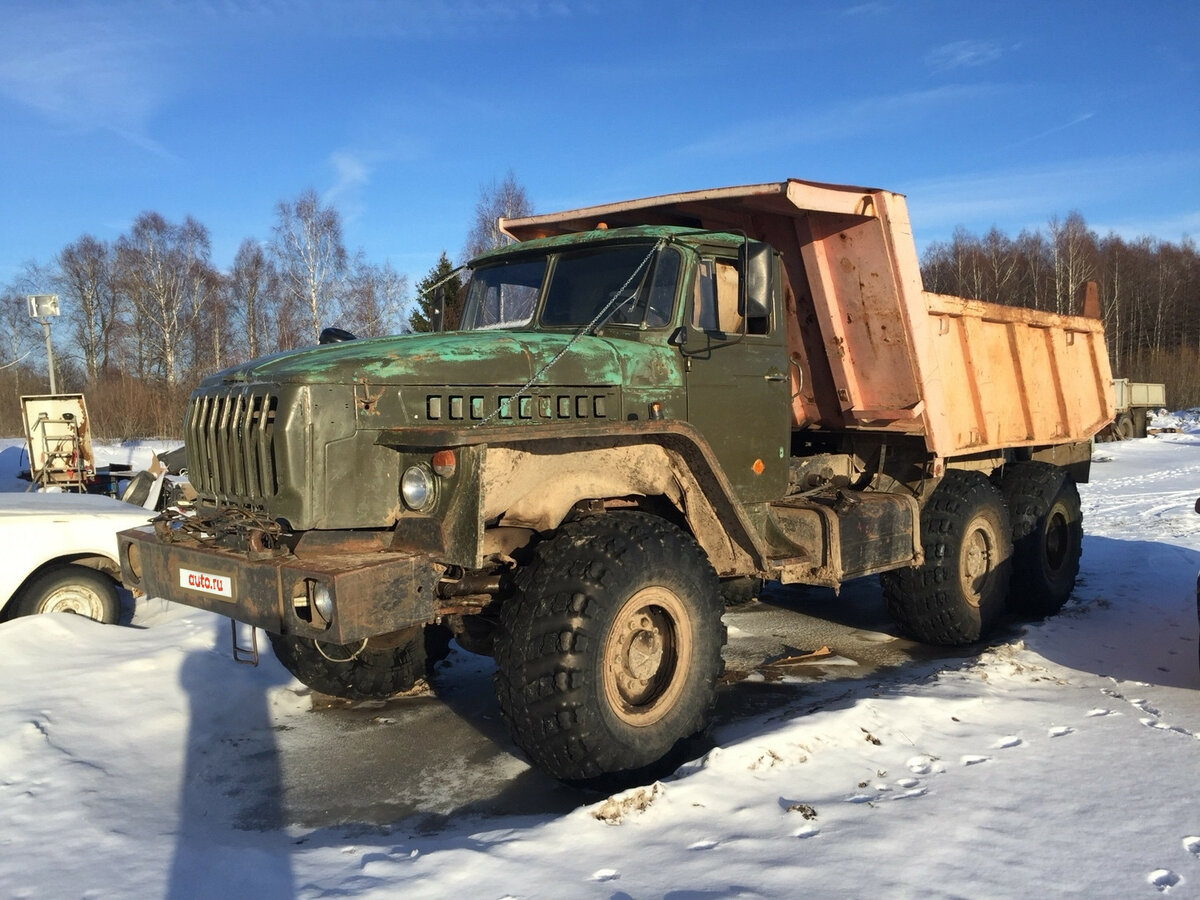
[213,331,670,388]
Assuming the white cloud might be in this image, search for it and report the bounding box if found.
[842,2,891,16]
[925,40,1003,72]
[191,0,582,40]
[1001,112,1096,151]
[0,4,174,156]
[677,84,1002,159]
[902,153,1200,246]
[326,152,371,203]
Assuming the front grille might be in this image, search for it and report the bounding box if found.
[186,389,279,503]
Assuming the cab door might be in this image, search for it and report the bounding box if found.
[678,254,791,504]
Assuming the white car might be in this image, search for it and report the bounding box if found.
[0,493,154,625]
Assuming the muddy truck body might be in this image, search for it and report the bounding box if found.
[120,179,1115,783]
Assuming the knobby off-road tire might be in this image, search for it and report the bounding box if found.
[719,575,763,608]
[493,512,726,785]
[881,470,1013,645]
[998,462,1082,618]
[13,565,121,624]
[269,624,451,700]
[1132,408,1149,438]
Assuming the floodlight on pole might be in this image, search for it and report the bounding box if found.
[26,294,60,394]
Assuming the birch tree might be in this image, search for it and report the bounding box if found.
[271,189,348,345]
[341,260,407,338]
[464,170,532,260]
[227,239,276,361]
[56,235,120,381]
[115,213,215,385]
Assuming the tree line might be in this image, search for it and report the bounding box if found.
[1,180,1194,439]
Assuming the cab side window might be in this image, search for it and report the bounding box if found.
[691,258,744,334]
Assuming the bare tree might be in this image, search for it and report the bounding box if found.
[115,212,216,385]
[1013,229,1051,312]
[464,169,532,260]
[227,239,276,362]
[56,235,122,381]
[0,289,38,394]
[3,261,59,391]
[341,260,408,338]
[1049,212,1097,316]
[271,189,348,345]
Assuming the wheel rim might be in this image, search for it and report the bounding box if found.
[39,584,107,619]
[960,516,1000,608]
[1043,506,1070,573]
[602,586,692,727]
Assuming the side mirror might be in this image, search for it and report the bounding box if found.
[740,240,773,323]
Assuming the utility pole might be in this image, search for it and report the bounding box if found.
[26,294,60,394]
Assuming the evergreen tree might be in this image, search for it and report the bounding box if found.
[409,251,464,332]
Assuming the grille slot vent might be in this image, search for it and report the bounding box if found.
[424,391,610,422]
[186,390,279,502]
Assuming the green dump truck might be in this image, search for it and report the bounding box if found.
[120,179,1115,783]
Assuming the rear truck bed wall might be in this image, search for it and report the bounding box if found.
[502,179,1116,467]
[1112,378,1167,412]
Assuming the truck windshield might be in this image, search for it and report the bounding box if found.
[460,243,680,332]
[460,258,545,330]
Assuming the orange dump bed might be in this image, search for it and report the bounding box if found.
[502,179,1115,458]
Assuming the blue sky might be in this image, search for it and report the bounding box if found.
[1,0,1197,288]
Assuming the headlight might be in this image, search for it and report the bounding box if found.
[311,581,334,623]
[401,464,436,511]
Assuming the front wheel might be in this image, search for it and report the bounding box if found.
[269,623,451,700]
[13,565,121,624]
[881,470,1012,645]
[493,512,725,785]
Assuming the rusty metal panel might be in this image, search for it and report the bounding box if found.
[120,527,440,643]
[920,294,1114,454]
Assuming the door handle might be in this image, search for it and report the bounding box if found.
[764,372,787,382]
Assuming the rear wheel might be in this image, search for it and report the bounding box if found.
[1132,408,1149,438]
[269,623,451,700]
[493,512,725,785]
[881,470,1012,645]
[1113,413,1135,440]
[13,565,120,624]
[999,462,1082,617]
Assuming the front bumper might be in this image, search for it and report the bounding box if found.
[118,526,442,643]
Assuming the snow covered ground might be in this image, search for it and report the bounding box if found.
[1,419,1198,899]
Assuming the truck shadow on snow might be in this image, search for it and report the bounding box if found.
[255,575,1020,836]
[1017,535,1200,691]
